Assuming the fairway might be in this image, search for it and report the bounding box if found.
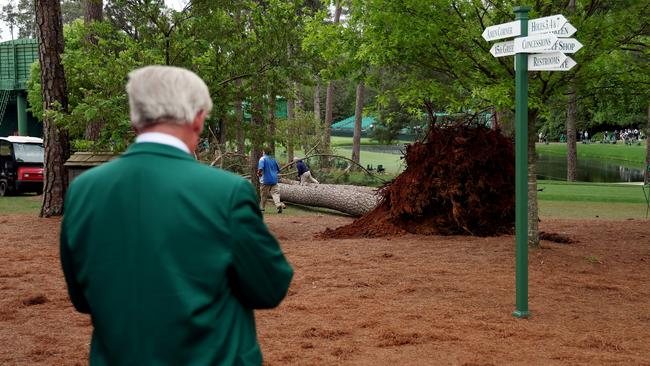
[536,142,647,169]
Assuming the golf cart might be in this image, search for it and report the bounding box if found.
[0,136,44,196]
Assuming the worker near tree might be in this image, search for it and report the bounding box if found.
[293,157,320,186]
[257,147,286,213]
[60,65,293,365]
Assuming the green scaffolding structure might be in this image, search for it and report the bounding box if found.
[0,38,39,137]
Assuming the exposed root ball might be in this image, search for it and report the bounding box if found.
[322,125,515,238]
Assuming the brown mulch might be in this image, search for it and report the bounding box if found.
[1,213,649,365]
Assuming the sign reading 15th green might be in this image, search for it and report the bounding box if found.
[483,13,582,71]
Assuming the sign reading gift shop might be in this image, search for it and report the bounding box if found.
[481,9,583,319]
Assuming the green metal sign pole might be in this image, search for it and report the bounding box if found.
[513,6,530,319]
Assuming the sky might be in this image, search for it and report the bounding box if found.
[0,0,189,41]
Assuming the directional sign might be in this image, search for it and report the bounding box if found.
[551,22,577,37]
[482,20,521,41]
[528,52,568,71]
[528,14,568,35]
[547,38,583,53]
[490,40,515,57]
[513,34,559,53]
[549,56,577,71]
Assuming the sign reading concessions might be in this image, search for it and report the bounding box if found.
[482,21,521,41]
[547,38,583,53]
[528,52,567,71]
[551,22,577,37]
[528,14,568,35]
[513,34,559,53]
[490,40,515,57]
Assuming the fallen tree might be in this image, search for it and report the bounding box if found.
[278,182,380,217]
[321,125,516,238]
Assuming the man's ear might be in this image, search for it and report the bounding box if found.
[192,111,207,134]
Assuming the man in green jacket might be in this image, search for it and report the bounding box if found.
[60,65,293,365]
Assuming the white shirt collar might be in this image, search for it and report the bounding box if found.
[135,132,190,154]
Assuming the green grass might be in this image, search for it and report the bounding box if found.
[536,142,647,169]
[537,180,649,219]
[333,147,405,174]
[537,180,647,204]
[0,195,42,214]
[330,136,411,147]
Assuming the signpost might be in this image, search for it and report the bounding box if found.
[490,41,515,57]
[528,52,567,70]
[482,8,582,319]
[528,14,567,35]
[552,22,577,37]
[513,33,559,53]
[482,21,521,41]
[547,38,583,53]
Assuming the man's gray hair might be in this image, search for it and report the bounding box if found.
[126,65,213,129]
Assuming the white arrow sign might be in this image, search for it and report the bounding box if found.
[551,22,577,37]
[490,40,515,57]
[547,38,583,53]
[528,52,568,71]
[528,14,568,35]
[482,21,521,41]
[514,34,559,53]
[550,56,577,71]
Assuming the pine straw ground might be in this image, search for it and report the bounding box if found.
[1,214,649,365]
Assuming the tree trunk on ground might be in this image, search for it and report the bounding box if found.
[566,85,577,181]
[528,109,539,247]
[351,81,364,165]
[36,0,70,217]
[645,104,649,185]
[287,97,295,162]
[313,79,321,122]
[83,0,104,141]
[278,183,380,217]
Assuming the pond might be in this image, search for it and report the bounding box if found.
[536,154,644,183]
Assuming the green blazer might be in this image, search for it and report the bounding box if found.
[60,142,293,366]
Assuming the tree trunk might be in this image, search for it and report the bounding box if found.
[235,80,245,155]
[645,104,650,185]
[322,2,342,152]
[287,96,295,162]
[351,81,364,165]
[83,0,104,141]
[313,79,321,122]
[295,81,304,111]
[324,80,334,149]
[83,0,102,23]
[36,0,70,217]
[249,101,264,195]
[566,85,578,181]
[278,183,379,217]
[268,95,276,156]
[528,109,539,247]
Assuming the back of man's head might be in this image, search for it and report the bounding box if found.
[126,66,213,130]
[263,147,273,155]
